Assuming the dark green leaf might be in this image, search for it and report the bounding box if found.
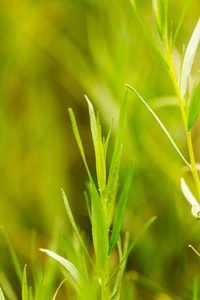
[188,82,200,131]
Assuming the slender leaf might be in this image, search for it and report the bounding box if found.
[106,216,156,286]
[68,108,94,186]
[110,233,130,300]
[52,279,67,300]
[89,183,108,270]
[108,164,133,255]
[193,277,198,300]
[181,178,200,207]
[126,84,191,169]
[85,96,106,193]
[84,191,92,222]
[103,116,113,158]
[61,189,94,268]
[40,249,82,287]
[0,288,5,300]
[105,90,127,223]
[152,0,168,40]
[130,0,169,69]
[188,82,200,131]
[180,18,200,99]
[0,225,23,283]
[189,245,200,256]
[22,265,29,300]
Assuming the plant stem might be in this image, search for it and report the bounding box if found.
[164,41,200,201]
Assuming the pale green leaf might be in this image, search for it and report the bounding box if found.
[106,216,156,286]
[40,249,82,287]
[188,82,200,131]
[85,95,106,193]
[22,265,28,300]
[0,288,5,300]
[126,84,191,169]
[52,279,67,300]
[181,178,200,207]
[189,245,200,256]
[108,164,133,255]
[103,117,113,158]
[180,18,200,99]
[61,189,94,268]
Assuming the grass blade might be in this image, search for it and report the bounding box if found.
[130,0,169,69]
[0,225,23,283]
[108,164,133,255]
[188,82,200,131]
[85,96,106,193]
[180,178,200,207]
[180,18,200,99]
[22,265,29,300]
[68,108,94,185]
[52,279,67,300]
[61,189,95,268]
[126,84,191,169]
[193,277,198,300]
[40,249,82,287]
[189,245,200,256]
[152,0,168,41]
[0,288,5,300]
[106,216,156,286]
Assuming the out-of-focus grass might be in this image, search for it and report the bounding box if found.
[1,0,200,299]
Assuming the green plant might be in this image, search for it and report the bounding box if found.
[129,0,200,217]
[40,94,155,300]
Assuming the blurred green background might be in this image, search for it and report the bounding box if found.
[1,0,200,299]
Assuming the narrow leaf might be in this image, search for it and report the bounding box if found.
[181,178,200,207]
[0,226,23,283]
[152,0,168,40]
[89,183,108,270]
[193,277,198,300]
[61,189,95,268]
[189,245,200,257]
[188,82,200,131]
[22,265,28,300]
[180,18,200,99]
[0,288,5,300]
[108,164,133,255]
[40,249,82,287]
[126,84,191,169]
[130,0,169,69]
[52,279,67,300]
[106,216,156,286]
[85,96,106,192]
[103,117,113,158]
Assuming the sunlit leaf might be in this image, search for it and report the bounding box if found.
[85,95,106,193]
[52,279,67,300]
[180,18,200,99]
[180,178,200,207]
[0,288,5,300]
[40,249,82,287]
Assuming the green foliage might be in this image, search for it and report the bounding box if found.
[0,288,6,300]
[188,83,200,131]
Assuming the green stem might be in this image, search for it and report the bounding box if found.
[164,40,200,201]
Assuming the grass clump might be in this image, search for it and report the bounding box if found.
[40,93,155,299]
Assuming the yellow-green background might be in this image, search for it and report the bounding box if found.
[1,0,200,299]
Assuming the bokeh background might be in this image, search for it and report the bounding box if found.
[1,0,200,299]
